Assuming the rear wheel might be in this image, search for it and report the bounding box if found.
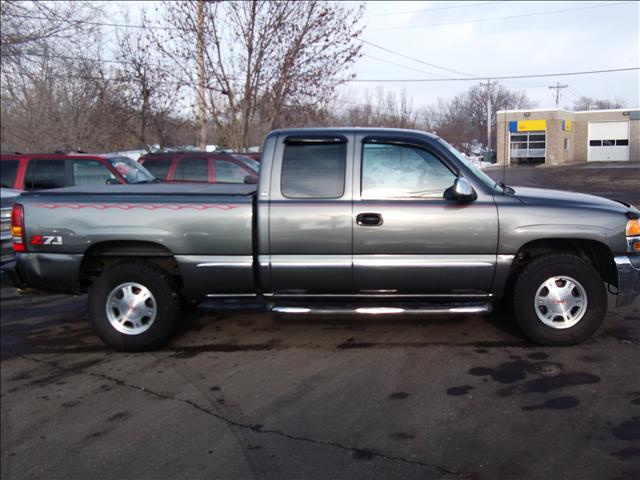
[513,254,607,346]
[88,262,181,351]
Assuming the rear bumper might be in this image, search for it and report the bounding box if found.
[1,253,83,294]
[614,255,640,308]
[1,235,14,266]
[1,260,27,289]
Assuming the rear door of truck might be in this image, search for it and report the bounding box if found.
[266,133,354,295]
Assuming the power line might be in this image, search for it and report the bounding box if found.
[362,54,451,78]
[564,86,584,104]
[1,11,183,31]
[18,51,136,65]
[13,51,638,85]
[361,40,478,77]
[568,85,587,100]
[347,66,640,83]
[549,82,568,108]
[5,2,509,27]
[363,1,505,18]
[367,1,633,32]
[18,35,482,81]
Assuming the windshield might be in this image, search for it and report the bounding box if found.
[107,157,156,184]
[231,154,260,173]
[437,139,503,194]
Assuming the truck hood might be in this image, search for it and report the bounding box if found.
[513,186,636,215]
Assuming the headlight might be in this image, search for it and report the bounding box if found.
[626,219,640,236]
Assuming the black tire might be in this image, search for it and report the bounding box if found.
[513,253,607,346]
[88,262,181,351]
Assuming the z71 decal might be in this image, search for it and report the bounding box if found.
[31,235,63,245]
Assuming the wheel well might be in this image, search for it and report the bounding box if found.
[80,241,182,291]
[505,238,617,292]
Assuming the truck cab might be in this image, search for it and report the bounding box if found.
[257,129,500,298]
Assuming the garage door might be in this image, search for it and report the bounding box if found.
[588,121,629,161]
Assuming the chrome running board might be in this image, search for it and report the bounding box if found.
[271,302,492,315]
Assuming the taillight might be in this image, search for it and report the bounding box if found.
[11,204,26,252]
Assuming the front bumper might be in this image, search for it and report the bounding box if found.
[614,255,640,307]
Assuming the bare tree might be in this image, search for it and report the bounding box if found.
[1,0,101,65]
[571,96,626,111]
[330,87,419,130]
[426,83,533,153]
[0,1,117,152]
[156,0,364,151]
[424,97,478,153]
[113,12,186,151]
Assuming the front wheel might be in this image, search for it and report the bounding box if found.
[88,262,181,351]
[513,254,607,346]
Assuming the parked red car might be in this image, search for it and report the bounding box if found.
[239,152,261,162]
[0,153,155,190]
[138,152,259,184]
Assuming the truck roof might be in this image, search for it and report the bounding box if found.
[268,127,440,139]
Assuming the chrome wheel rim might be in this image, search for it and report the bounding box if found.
[106,282,157,335]
[534,275,588,329]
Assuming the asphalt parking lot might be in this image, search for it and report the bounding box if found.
[1,162,639,480]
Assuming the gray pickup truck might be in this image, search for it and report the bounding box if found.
[5,128,640,350]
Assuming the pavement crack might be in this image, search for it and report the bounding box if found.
[24,355,469,479]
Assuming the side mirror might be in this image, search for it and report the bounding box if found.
[445,177,477,201]
[244,175,257,185]
[106,178,120,185]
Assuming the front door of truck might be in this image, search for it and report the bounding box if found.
[267,133,354,295]
[352,134,499,296]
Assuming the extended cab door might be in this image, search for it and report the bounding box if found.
[352,134,499,296]
[266,133,353,295]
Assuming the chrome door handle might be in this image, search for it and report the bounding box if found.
[356,213,383,226]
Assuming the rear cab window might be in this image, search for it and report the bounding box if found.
[281,138,347,199]
[1,159,19,188]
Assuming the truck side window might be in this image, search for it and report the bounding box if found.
[361,143,455,199]
[24,159,67,190]
[281,142,346,199]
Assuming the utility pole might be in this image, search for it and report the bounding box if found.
[195,0,207,150]
[485,79,492,152]
[549,82,568,109]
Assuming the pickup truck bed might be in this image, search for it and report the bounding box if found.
[13,183,257,299]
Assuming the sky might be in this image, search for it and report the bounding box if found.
[107,0,640,111]
[349,0,640,110]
